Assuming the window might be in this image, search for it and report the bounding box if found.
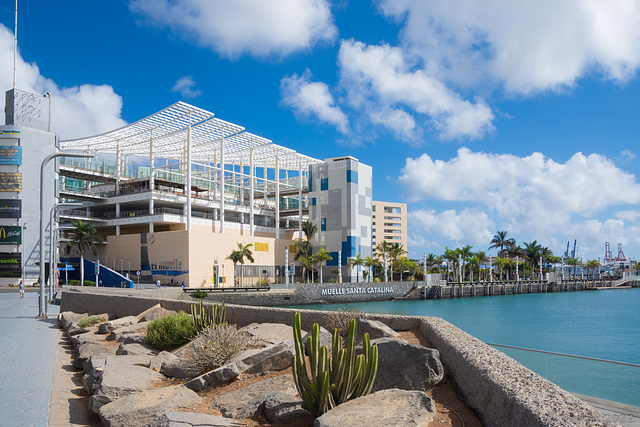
[321,178,328,191]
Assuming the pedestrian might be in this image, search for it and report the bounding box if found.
[181,281,185,288]
[99,280,102,287]
[18,280,24,298]
[170,278,174,286]
[156,279,161,289]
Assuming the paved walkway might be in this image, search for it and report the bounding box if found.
[0,289,60,427]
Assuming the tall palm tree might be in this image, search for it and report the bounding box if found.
[375,241,393,282]
[475,251,487,281]
[389,243,407,280]
[295,220,317,282]
[226,242,254,286]
[347,254,365,283]
[66,220,100,286]
[363,256,379,282]
[489,231,515,257]
[299,257,316,283]
[523,241,543,278]
[458,245,473,281]
[313,247,333,284]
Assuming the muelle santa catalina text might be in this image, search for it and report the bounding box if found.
[320,286,394,296]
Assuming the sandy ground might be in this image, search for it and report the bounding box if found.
[51,327,483,426]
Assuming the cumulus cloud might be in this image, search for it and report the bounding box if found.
[409,208,494,245]
[280,70,349,133]
[129,0,337,59]
[400,148,640,256]
[0,25,126,139]
[172,76,202,99]
[379,0,640,94]
[337,40,495,140]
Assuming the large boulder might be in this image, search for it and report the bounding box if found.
[149,412,240,427]
[89,357,166,412]
[315,389,436,426]
[73,342,117,369]
[149,351,178,372]
[98,316,137,334]
[227,340,294,374]
[98,385,200,427]
[107,321,150,341]
[356,318,399,341]
[264,391,311,424]
[209,375,296,419]
[136,304,175,323]
[58,311,88,330]
[160,355,203,380]
[302,326,332,351]
[241,323,295,346]
[82,353,155,395]
[116,342,159,356]
[369,338,444,392]
[70,330,105,348]
[184,363,241,392]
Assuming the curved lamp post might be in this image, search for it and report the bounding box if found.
[48,202,82,302]
[39,152,91,318]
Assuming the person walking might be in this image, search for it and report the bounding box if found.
[156,279,161,289]
[18,280,24,298]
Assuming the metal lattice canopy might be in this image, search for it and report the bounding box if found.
[60,101,321,171]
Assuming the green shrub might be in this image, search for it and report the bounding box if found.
[78,316,106,328]
[189,323,254,374]
[146,312,196,350]
[257,277,270,286]
[193,289,208,299]
[66,280,96,287]
[373,277,381,282]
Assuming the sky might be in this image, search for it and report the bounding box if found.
[2,0,640,262]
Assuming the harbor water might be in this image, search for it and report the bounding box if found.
[287,288,640,407]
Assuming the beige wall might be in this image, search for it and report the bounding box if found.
[102,226,299,288]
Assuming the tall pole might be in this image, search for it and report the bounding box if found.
[423,253,426,281]
[48,202,81,301]
[13,0,17,89]
[39,152,91,317]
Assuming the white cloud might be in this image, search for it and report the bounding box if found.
[409,208,494,245]
[615,210,640,222]
[172,76,202,99]
[400,148,640,257]
[621,149,636,160]
[129,0,337,59]
[1,24,126,139]
[379,0,640,94]
[337,40,495,140]
[280,70,349,133]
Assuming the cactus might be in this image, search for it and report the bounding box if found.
[291,312,378,417]
[191,301,226,333]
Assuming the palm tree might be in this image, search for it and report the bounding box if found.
[475,251,487,281]
[375,241,393,282]
[299,257,316,283]
[363,256,379,282]
[458,245,473,281]
[66,220,100,286]
[489,231,515,257]
[442,247,459,282]
[313,247,333,283]
[295,220,317,282]
[347,254,365,283]
[586,259,600,279]
[523,241,544,278]
[388,243,407,281]
[226,242,254,286]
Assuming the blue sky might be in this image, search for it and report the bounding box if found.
[2,0,640,262]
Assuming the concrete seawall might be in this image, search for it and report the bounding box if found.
[60,287,615,427]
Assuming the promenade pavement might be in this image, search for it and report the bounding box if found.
[0,288,59,427]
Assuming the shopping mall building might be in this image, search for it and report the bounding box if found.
[1,88,379,287]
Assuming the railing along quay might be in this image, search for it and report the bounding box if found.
[420,278,638,299]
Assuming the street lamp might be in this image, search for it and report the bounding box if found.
[49,202,82,301]
[39,152,92,318]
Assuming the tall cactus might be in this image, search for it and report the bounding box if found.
[191,301,226,333]
[291,312,378,417]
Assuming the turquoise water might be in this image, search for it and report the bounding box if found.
[285,288,640,406]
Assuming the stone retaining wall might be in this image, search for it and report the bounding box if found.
[59,287,615,427]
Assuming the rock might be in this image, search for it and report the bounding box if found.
[315,389,436,426]
[116,342,159,356]
[241,322,295,346]
[184,363,240,392]
[98,316,137,334]
[136,304,175,323]
[302,326,332,351]
[210,375,296,419]
[369,338,443,392]
[73,342,117,369]
[82,354,155,394]
[118,333,146,344]
[58,311,87,330]
[227,340,294,374]
[98,385,201,427]
[107,321,150,341]
[67,325,93,337]
[149,351,178,372]
[149,411,241,427]
[356,318,399,341]
[264,391,312,424]
[160,355,203,379]
[70,330,105,348]
[89,357,166,412]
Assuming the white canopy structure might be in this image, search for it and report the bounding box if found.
[60,101,320,171]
